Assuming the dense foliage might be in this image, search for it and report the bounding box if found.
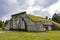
[2,20,9,29]
[0,20,3,28]
[45,16,48,19]
[52,13,60,23]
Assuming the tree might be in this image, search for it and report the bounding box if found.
[45,16,48,19]
[52,13,60,23]
[0,20,3,28]
[4,20,9,27]
[2,20,9,29]
[49,18,51,20]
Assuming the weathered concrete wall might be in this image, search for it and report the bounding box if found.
[4,12,52,32]
[51,25,60,30]
[12,16,18,29]
[11,15,25,30]
[48,26,52,30]
[20,15,45,31]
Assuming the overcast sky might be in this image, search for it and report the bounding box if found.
[0,0,60,21]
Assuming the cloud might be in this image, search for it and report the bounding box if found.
[0,0,25,21]
[26,0,58,18]
[26,6,43,14]
[8,0,17,3]
[47,0,60,17]
[0,0,59,21]
[26,0,35,6]
[34,0,58,8]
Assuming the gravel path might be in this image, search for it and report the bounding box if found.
[0,28,10,34]
[0,31,10,34]
[0,31,5,33]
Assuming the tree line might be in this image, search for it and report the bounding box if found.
[45,13,60,24]
[0,20,9,29]
[52,13,60,24]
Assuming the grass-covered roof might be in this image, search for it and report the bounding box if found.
[26,14,60,28]
[26,14,51,22]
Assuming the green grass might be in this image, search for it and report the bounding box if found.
[26,14,51,22]
[0,31,60,40]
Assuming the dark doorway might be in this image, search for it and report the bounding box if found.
[45,27,48,31]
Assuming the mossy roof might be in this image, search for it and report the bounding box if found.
[26,14,51,22]
[26,14,60,28]
[52,21,60,28]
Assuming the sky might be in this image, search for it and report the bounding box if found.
[0,0,60,21]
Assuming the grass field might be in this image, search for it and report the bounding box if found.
[0,31,60,40]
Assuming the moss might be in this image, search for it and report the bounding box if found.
[26,14,51,22]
